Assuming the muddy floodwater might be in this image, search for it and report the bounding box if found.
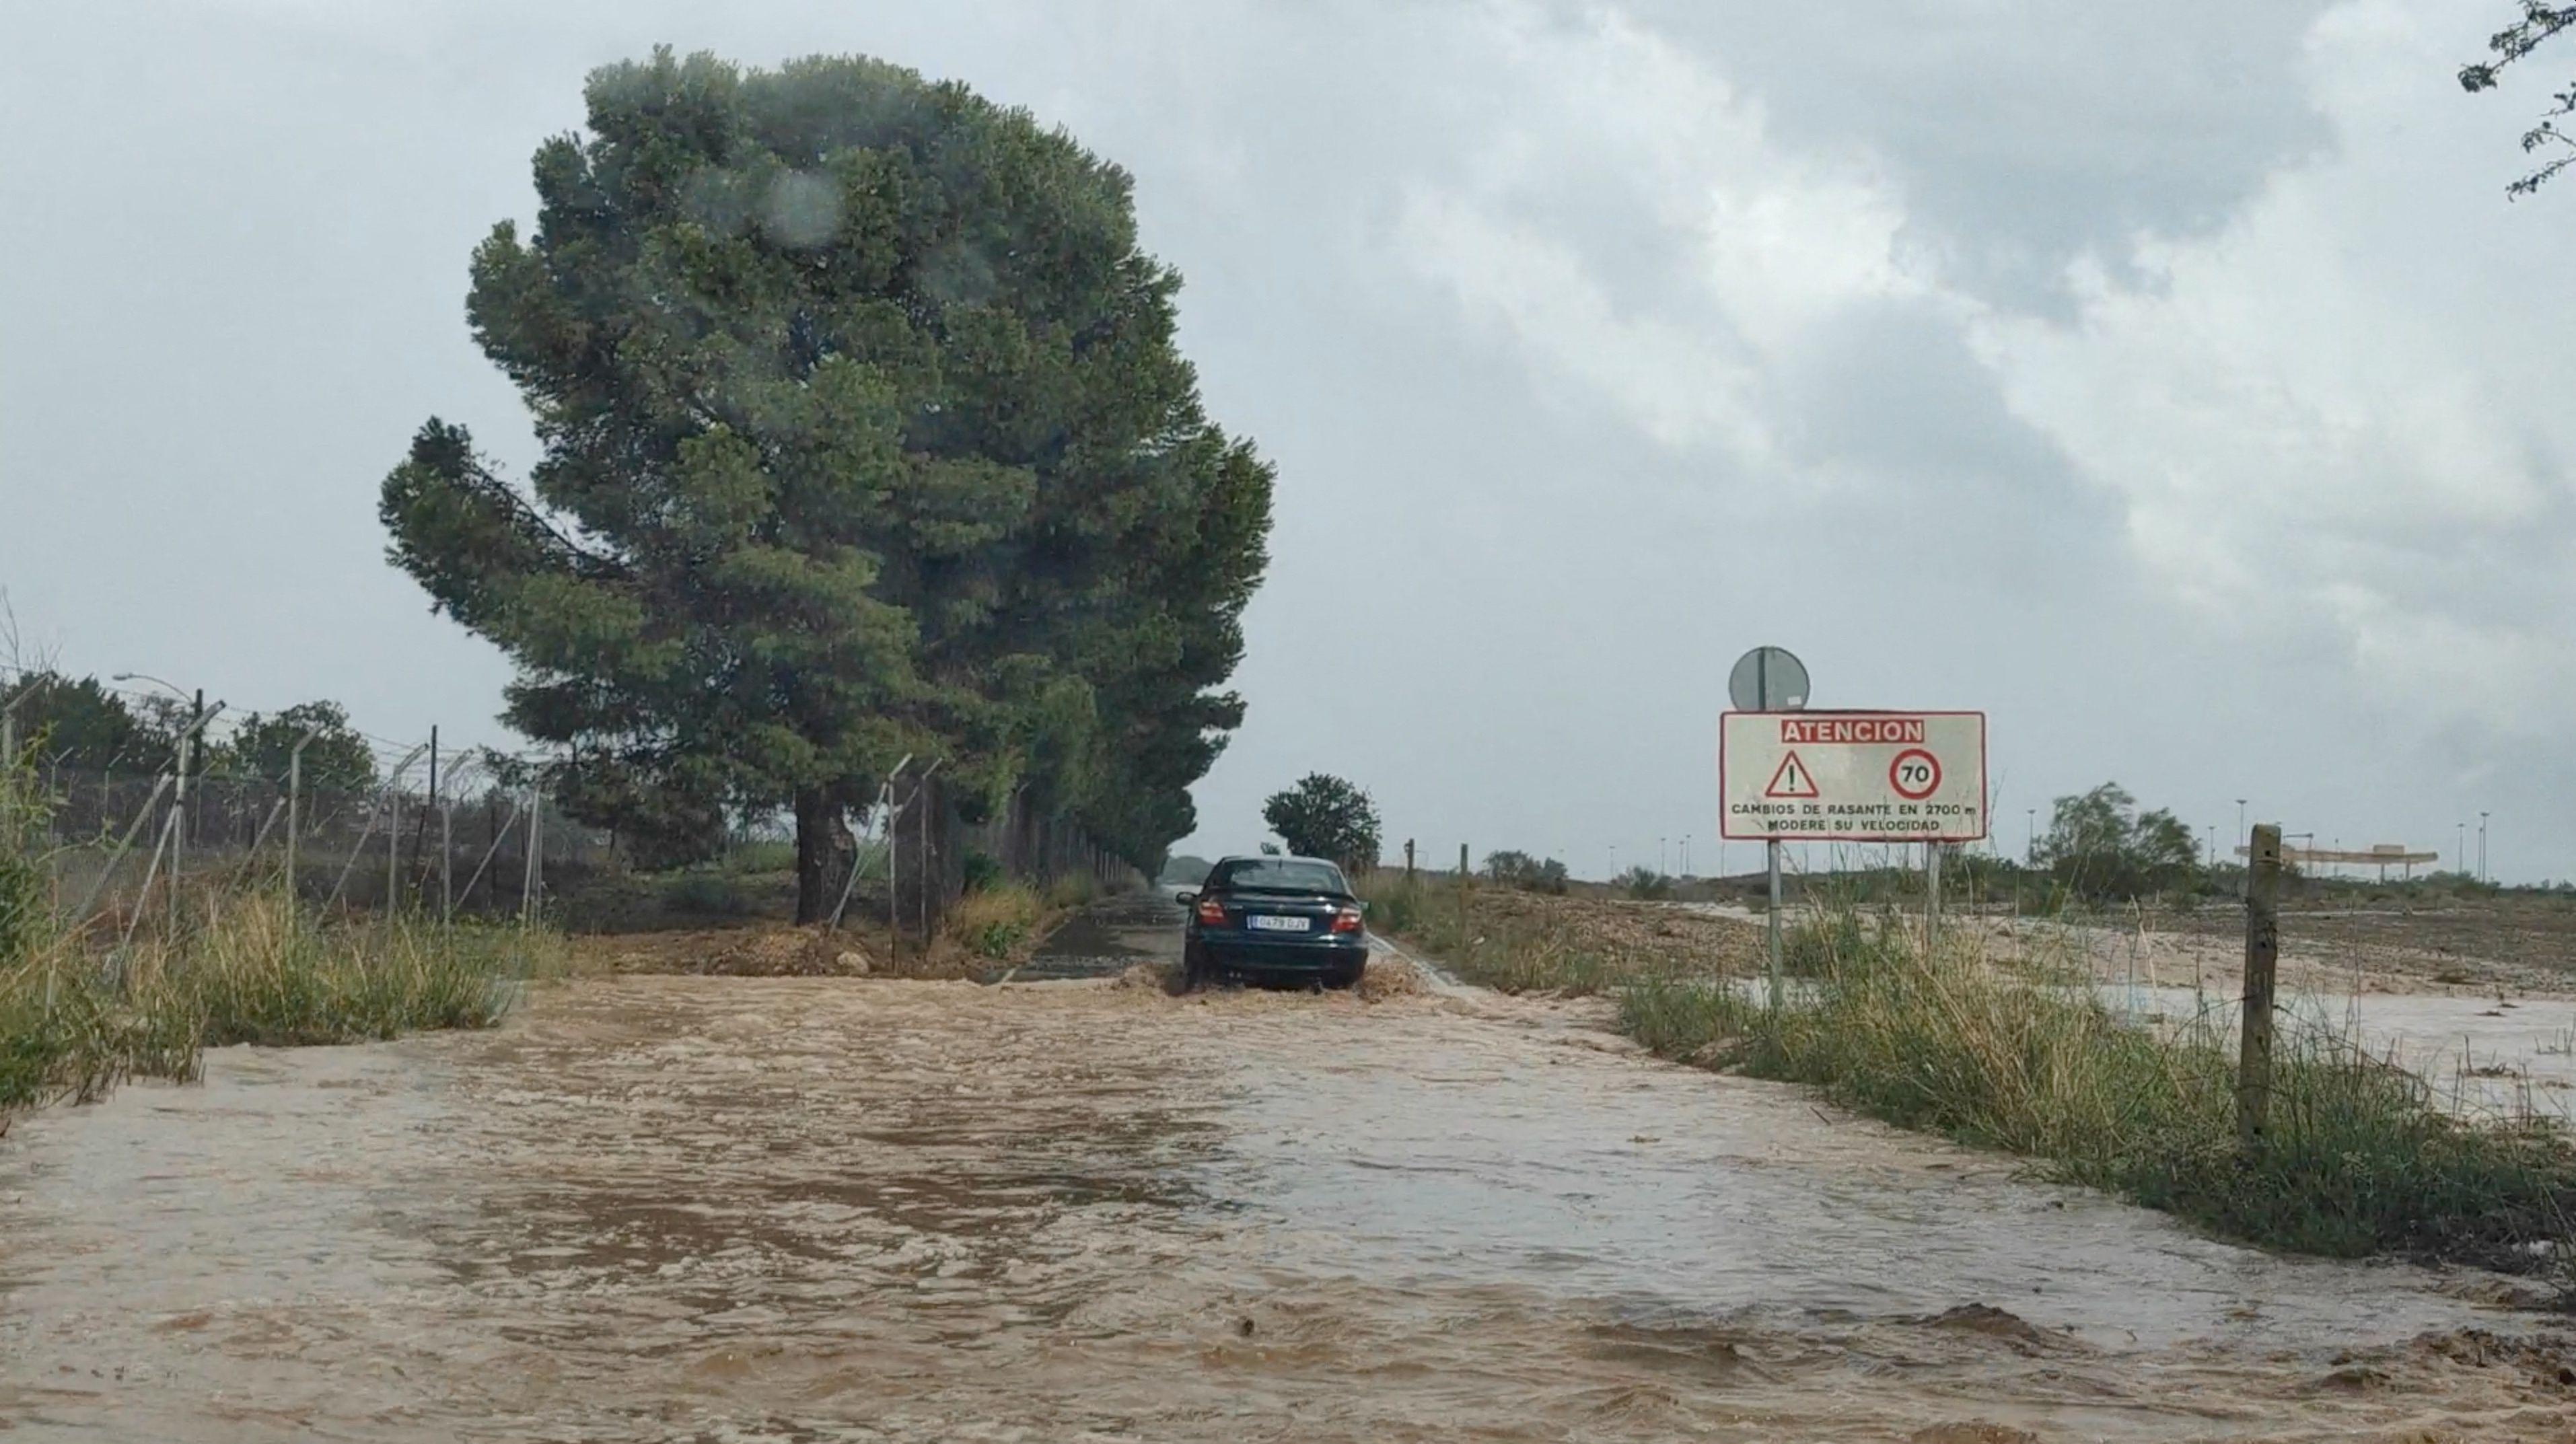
[1,933,2571,1440]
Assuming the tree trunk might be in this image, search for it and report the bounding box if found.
[793,786,853,925]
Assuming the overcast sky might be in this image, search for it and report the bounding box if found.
[3,0,2569,881]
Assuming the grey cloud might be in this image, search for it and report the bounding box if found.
[1,0,2561,881]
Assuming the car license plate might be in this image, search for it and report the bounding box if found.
[1248,914,1310,933]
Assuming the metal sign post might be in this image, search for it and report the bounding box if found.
[1727,647,1808,1010]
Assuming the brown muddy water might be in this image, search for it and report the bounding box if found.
[0,958,2571,1440]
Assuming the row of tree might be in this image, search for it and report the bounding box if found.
[380,50,1273,919]
[1247,769,2215,906]
[5,672,378,791]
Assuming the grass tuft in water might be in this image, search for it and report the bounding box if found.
[0,885,564,1120]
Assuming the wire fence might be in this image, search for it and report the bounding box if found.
[27,743,1139,939]
[36,757,610,926]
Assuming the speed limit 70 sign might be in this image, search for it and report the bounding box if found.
[1719,711,1987,842]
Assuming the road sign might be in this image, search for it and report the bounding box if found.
[1727,647,1809,713]
[1720,711,1987,842]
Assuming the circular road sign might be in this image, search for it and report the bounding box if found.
[1888,748,1941,801]
[1727,646,1809,713]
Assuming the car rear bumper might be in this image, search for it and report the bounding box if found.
[1194,938,1368,974]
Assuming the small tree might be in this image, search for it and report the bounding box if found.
[6,672,149,772]
[1261,774,1381,871]
[219,700,378,792]
[1616,866,1673,901]
[2036,782,2201,902]
[1486,849,1569,894]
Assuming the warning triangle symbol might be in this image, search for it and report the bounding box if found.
[1764,751,1819,799]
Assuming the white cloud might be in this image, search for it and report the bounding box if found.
[1974,0,2576,739]
[1385,5,1941,462]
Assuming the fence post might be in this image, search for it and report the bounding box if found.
[71,773,174,923]
[1458,842,1470,947]
[1405,839,1415,881]
[285,734,312,908]
[520,779,543,925]
[439,762,453,924]
[387,763,402,915]
[170,692,198,936]
[2238,823,2282,1150]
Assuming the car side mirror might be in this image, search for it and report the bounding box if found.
[1174,890,1198,907]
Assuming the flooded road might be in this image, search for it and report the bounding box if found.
[0,916,2570,1440]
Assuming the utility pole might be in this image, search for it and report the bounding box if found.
[2235,798,2248,898]
[2480,811,2490,883]
[2025,808,2036,864]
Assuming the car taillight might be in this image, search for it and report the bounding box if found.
[1329,907,1364,934]
[1196,898,1227,926]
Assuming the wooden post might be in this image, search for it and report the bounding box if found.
[1458,841,1470,947]
[2238,823,2282,1150]
[1404,838,1415,881]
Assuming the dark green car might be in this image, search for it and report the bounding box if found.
[1176,855,1367,990]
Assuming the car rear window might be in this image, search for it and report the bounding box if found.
[1209,859,1349,895]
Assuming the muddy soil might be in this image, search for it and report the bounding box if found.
[0,925,2569,1439]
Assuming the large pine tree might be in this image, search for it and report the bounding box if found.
[381,49,1270,916]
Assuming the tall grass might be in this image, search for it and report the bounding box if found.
[947,880,1046,960]
[0,894,563,1119]
[167,893,559,1046]
[1620,912,2576,1269]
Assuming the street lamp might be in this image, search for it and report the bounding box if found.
[111,671,188,698]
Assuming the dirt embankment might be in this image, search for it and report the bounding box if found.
[569,918,1053,982]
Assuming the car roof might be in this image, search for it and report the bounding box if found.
[1215,854,1343,867]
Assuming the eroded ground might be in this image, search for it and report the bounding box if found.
[0,910,2570,1441]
